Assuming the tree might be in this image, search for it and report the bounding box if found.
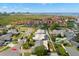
[2,12,9,16]
[75,33,79,43]
[50,23,60,30]
[23,42,29,49]
[10,12,15,14]
[34,45,48,56]
[29,40,35,46]
[67,21,75,28]
[39,23,49,30]
[26,12,30,14]
[2,29,7,34]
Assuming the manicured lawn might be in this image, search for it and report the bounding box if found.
[12,41,18,44]
[24,52,31,56]
[0,46,5,49]
[16,26,28,32]
[77,47,79,51]
[11,33,23,40]
[19,52,31,56]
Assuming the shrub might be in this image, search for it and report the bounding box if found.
[29,40,35,46]
[23,42,29,49]
[55,44,69,56]
[50,23,60,30]
[34,45,48,56]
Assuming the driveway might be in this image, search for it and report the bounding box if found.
[50,53,58,56]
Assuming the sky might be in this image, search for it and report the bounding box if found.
[0,3,79,13]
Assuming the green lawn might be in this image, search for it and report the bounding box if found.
[12,41,18,44]
[24,52,31,56]
[12,33,23,40]
[77,47,79,51]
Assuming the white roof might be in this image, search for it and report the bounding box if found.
[8,29,19,34]
[33,29,47,40]
[35,29,45,34]
[33,34,46,40]
[51,30,65,35]
[6,25,11,28]
[7,43,15,47]
[43,40,48,49]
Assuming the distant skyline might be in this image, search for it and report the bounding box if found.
[0,3,79,13]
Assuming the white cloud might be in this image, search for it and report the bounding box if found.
[23,7,30,10]
[41,3,48,5]
[0,6,16,12]
[22,7,31,11]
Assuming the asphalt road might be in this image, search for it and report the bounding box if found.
[65,40,79,56]
[65,46,79,56]
[0,43,21,56]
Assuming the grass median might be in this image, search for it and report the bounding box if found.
[0,46,10,52]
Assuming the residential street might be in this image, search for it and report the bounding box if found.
[0,43,21,56]
[65,46,79,56]
[65,40,79,56]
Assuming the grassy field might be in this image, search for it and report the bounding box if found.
[0,15,53,25]
[0,14,76,26]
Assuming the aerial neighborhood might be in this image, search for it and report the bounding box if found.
[0,13,79,56]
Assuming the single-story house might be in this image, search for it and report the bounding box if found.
[33,29,48,50]
[64,29,76,40]
[6,25,12,29]
[7,29,19,34]
[33,29,47,41]
[55,37,69,44]
[0,33,12,46]
[18,38,27,44]
[49,30,65,37]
